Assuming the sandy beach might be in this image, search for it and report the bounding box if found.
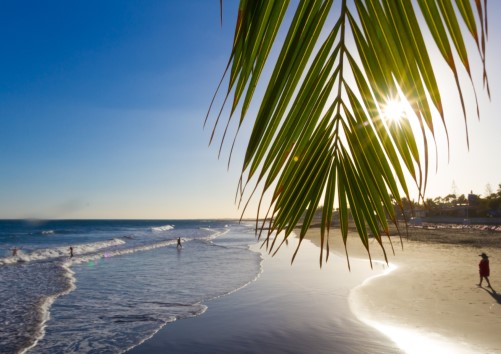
[128,224,501,353]
[314,224,501,353]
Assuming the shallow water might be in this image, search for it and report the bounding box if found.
[1,220,416,353]
[0,220,261,353]
[129,236,404,354]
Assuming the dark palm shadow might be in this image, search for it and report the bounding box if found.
[481,286,501,304]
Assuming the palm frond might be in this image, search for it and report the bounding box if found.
[209,0,489,264]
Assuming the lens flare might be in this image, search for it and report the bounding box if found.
[383,98,405,122]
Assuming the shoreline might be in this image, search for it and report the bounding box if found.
[304,226,501,353]
[127,232,401,353]
[128,225,501,353]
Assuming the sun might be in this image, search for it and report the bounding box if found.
[382,98,406,122]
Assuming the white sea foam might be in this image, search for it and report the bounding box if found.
[122,304,208,353]
[20,262,77,354]
[68,238,180,265]
[150,225,174,232]
[41,230,55,235]
[201,227,230,241]
[0,238,126,266]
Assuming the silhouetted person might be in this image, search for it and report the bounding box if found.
[69,246,74,258]
[11,247,18,256]
[478,252,492,288]
[177,238,182,249]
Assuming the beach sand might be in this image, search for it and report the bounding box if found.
[128,224,501,353]
[308,224,501,353]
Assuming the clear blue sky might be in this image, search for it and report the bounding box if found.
[0,1,500,219]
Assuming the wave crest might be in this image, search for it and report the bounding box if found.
[0,238,126,266]
[150,225,174,232]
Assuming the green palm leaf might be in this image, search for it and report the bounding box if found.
[209,0,489,264]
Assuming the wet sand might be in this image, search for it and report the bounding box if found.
[127,234,401,353]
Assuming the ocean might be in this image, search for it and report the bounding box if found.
[1,219,406,354]
[0,219,262,353]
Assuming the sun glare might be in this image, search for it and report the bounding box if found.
[383,98,406,122]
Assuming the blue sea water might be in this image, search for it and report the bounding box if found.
[0,219,262,354]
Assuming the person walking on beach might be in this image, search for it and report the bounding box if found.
[478,252,492,288]
[177,237,182,249]
[69,246,74,258]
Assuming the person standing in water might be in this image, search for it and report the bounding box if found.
[11,247,18,256]
[177,238,182,249]
[478,252,492,288]
[69,246,74,258]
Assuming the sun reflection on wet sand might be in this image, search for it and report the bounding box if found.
[363,320,477,354]
[349,263,479,354]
